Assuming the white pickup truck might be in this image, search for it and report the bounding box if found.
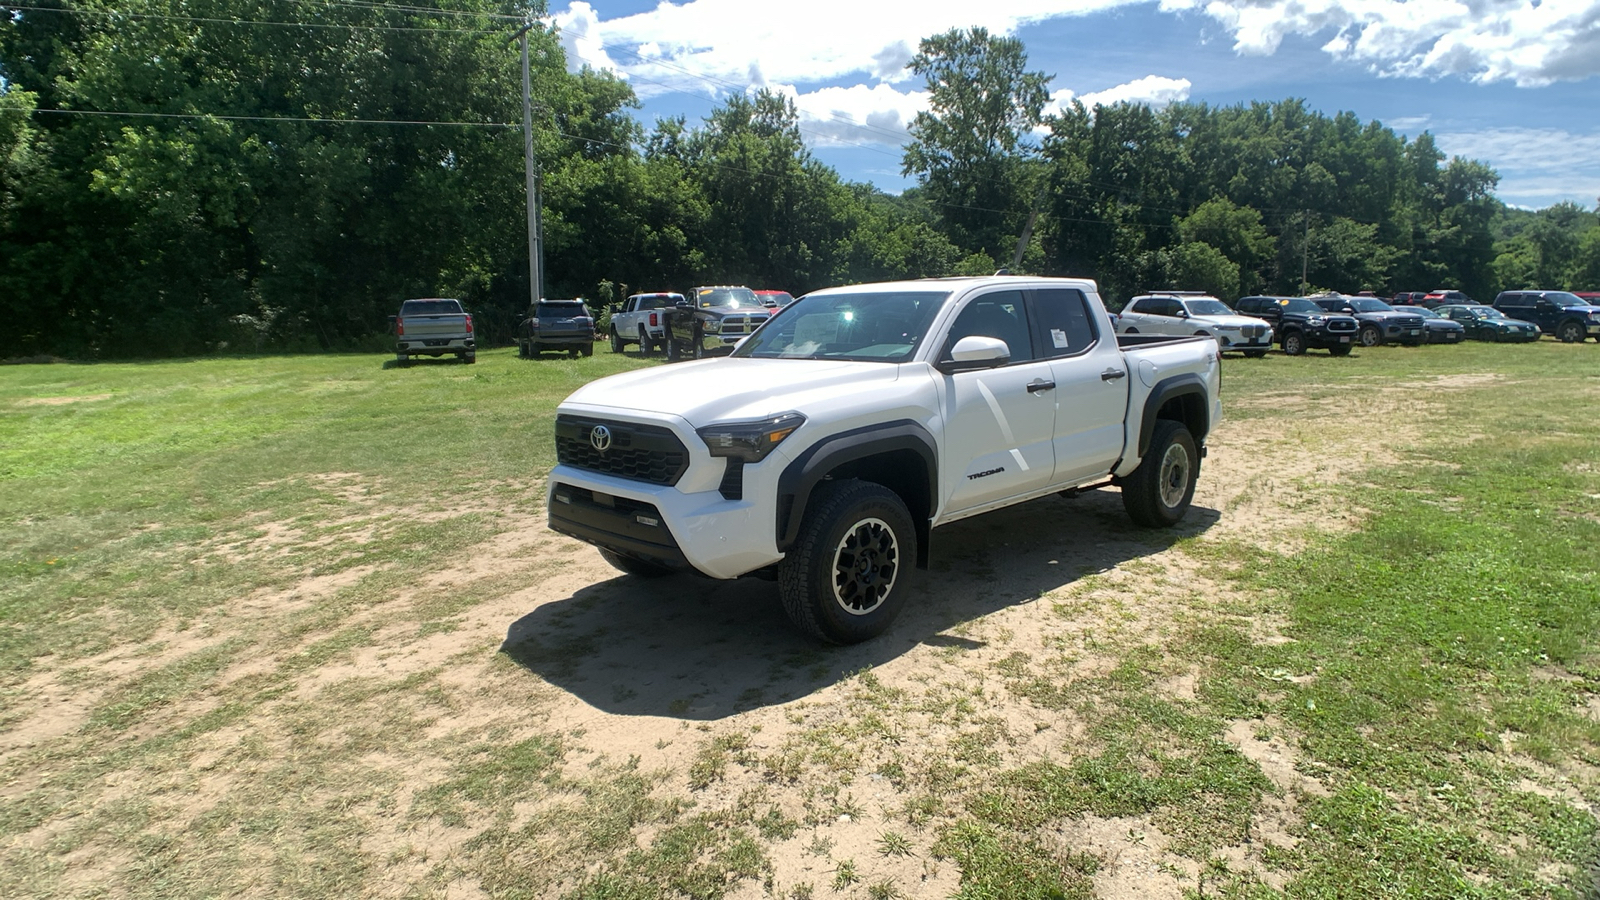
[547,276,1221,643]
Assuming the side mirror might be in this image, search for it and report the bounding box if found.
[1174,309,1189,319]
[938,335,1010,373]
[675,300,691,309]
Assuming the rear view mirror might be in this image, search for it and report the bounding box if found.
[938,335,1010,373]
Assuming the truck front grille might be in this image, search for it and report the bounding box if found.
[555,415,689,485]
[1327,319,1357,333]
[717,315,768,336]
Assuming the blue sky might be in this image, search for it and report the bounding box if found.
[550,0,1599,210]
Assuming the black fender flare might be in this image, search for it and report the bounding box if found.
[1138,373,1211,458]
[775,420,938,567]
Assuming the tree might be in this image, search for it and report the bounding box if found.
[902,27,1050,265]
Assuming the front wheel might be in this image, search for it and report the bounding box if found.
[778,479,916,644]
[1558,320,1585,343]
[1282,331,1305,356]
[691,323,705,359]
[1329,344,1352,357]
[1121,420,1199,528]
[1357,324,1381,347]
[599,548,676,578]
[666,332,680,361]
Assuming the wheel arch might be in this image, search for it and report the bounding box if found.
[776,421,937,568]
[1138,374,1210,459]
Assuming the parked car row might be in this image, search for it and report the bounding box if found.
[388,282,1598,368]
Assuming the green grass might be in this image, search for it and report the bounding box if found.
[2,340,1599,898]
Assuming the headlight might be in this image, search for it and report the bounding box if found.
[703,319,722,333]
[1306,315,1326,325]
[697,413,806,462]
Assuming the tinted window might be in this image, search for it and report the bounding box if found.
[1236,298,1259,313]
[1350,299,1393,312]
[1031,289,1097,357]
[1128,297,1161,315]
[1281,298,1322,313]
[400,299,463,316]
[1186,299,1233,315]
[945,291,1033,363]
[538,301,589,317]
[631,294,678,310]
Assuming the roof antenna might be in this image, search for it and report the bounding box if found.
[993,268,1012,276]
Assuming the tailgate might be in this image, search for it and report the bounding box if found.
[403,315,469,337]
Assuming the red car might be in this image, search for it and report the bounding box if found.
[754,289,796,308]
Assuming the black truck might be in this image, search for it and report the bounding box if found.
[663,285,773,361]
[1492,291,1600,343]
[1234,296,1359,356]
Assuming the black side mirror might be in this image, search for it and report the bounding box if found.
[675,300,691,308]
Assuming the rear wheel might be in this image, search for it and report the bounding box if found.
[778,480,916,644]
[1282,331,1305,356]
[396,352,409,367]
[610,328,624,353]
[638,326,654,356]
[1121,420,1198,528]
[462,351,476,364]
[1558,320,1585,343]
[580,343,593,357]
[599,548,676,578]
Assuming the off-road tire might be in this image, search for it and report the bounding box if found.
[1357,324,1381,347]
[778,479,916,645]
[1121,420,1199,528]
[1558,320,1585,343]
[1282,331,1305,356]
[610,328,624,353]
[599,548,675,578]
[1329,344,1352,357]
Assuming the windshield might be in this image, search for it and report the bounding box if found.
[1547,292,1585,305]
[538,301,590,318]
[1350,299,1394,312]
[1186,299,1234,315]
[733,290,948,362]
[1280,298,1323,313]
[1409,306,1440,318]
[400,299,462,316]
[696,287,759,309]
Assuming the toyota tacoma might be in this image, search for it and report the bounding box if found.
[547,276,1222,643]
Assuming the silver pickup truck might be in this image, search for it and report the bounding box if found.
[607,292,683,355]
[395,298,475,366]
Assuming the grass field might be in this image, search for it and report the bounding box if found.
[2,341,1597,899]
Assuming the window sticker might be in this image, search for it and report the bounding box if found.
[1050,328,1069,349]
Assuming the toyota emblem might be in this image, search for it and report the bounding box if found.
[589,425,612,452]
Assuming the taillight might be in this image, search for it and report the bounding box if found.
[464,314,473,334]
[396,318,405,336]
[649,312,658,327]
[528,318,539,331]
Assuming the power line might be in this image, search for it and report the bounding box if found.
[3,3,504,34]
[31,107,515,127]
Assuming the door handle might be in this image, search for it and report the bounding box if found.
[1026,379,1055,393]
[1101,368,1127,381]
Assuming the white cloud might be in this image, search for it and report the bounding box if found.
[1185,0,1600,87]
[552,0,1600,97]
[1434,127,1600,208]
[781,83,931,147]
[1076,75,1193,109]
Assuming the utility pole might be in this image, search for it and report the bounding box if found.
[511,23,542,308]
[1300,209,1310,294]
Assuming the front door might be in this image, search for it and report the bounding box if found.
[937,291,1057,515]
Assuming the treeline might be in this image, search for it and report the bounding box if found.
[1,4,1596,358]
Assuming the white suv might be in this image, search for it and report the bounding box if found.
[1117,292,1273,357]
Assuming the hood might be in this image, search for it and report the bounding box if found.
[561,358,905,428]
[1562,304,1600,314]
[1197,314,1271,329]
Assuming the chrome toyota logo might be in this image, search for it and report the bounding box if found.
[589,425,612,452]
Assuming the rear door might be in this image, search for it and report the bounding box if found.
[1031,288,1129,485]
[936,290,1058,515]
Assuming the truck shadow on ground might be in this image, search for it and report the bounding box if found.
[501,489,1219,721]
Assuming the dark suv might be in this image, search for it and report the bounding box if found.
[664,285,772,361]
[1492,291,1600,343]
[1234,296,1359,355]
[1312,296,1425,347]
[519,299,597,358]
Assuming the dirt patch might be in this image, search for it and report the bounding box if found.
[15,393,112,406]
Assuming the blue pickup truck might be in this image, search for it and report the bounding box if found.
[1492,291,1600,343]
